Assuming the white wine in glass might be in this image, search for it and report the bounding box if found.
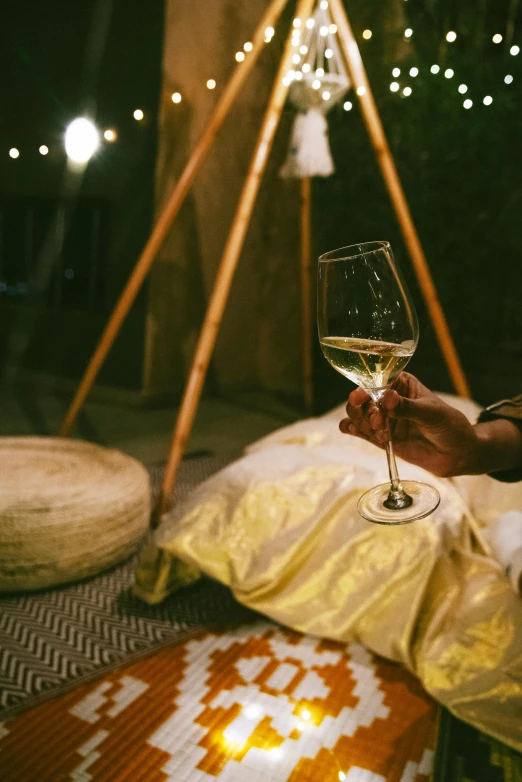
[318,241,440,524]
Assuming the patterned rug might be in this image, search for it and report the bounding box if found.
[0,621,438,781]
[0,452,252,719]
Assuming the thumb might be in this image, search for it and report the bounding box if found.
[382,389,443,426]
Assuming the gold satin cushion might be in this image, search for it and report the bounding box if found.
[135,398,522,752]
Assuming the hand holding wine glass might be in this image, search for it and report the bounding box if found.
[318,241,440,524]
[340,373,481,477]
[341,372,522,480]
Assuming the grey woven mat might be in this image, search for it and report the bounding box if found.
[0,451,256,720]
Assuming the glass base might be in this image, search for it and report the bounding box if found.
[357,480,440,525]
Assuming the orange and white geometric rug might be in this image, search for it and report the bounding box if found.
[0,621,438,781]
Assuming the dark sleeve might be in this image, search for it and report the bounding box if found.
[478,395,522,483]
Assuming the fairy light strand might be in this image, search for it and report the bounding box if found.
[7,11,521,158]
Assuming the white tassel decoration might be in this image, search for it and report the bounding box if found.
[279,3,350,180]
[280,109,334,179]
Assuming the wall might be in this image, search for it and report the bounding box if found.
[144,0,306,401]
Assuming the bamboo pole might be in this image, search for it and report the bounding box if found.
[58,0,290,437]
[300,176,313,414]
[157,0,317,520]
[329,1,493,557]
[329,0,471,400]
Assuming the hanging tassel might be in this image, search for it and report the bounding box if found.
[280,108,334,179]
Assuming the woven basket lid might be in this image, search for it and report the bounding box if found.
[0,437,151,592]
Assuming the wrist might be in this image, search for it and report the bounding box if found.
[471,420,522,475]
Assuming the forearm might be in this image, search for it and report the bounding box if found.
[471,419,522,476]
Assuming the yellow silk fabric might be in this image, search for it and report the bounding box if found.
[135,401,522,750]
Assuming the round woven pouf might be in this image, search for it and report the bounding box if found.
[0,437,151,592]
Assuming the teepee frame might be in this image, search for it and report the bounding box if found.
[59,0,471,523]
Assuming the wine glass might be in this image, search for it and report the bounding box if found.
[317,241,440,524]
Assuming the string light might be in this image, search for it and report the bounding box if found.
[9,148,19,159]
[380,21,514,109]
[65,118,99,163]
[22,16,517,149]
[339,774,346,782]
[320,0,328,8]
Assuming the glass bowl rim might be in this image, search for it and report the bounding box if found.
[318,240,391,263]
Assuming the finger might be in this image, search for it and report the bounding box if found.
[382,389,444,426]
[347,399,384,433]
[339,420,385,448]
[347,387,371,409]
[340,412,387,442]
[392,371,432,400]
[339,417,351,434]
[343,404,375,438]
[369,408,385,431]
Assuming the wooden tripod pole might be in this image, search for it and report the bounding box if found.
[329,0,471,399]
[300,177,313,414]
[328,2,494,557]
[157,0,316,520]
[58,0,290,437]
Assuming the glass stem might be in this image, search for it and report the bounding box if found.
[380,407,413,510]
